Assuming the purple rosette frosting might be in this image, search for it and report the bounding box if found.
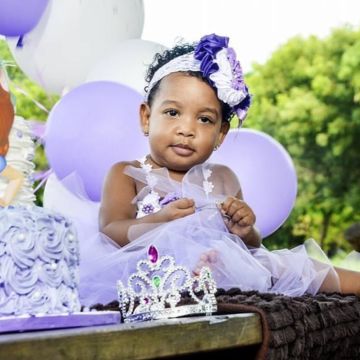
[38,259,64,288]
[63,229,79,267]
[27,286,51,314]
[8,265,38,296]
[0,206,81,316]
[0,241,5,257]
[0,289,17,315]
[36,215,65,263]
[3,210,36,269]
[5,227,35,270]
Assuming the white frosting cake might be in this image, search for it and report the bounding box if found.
[0,206,81,315]
[0,116,81,316]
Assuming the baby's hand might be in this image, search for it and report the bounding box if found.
[220,196,256,238]
[156,198,195,222]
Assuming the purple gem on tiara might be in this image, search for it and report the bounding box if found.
[148,245,158,263]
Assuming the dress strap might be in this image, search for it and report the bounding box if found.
[137,156,158,190]
[202,167,214,197]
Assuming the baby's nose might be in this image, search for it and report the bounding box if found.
[176,119,195,137]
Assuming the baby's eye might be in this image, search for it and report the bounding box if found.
[164,109,179,117]
[199,116,213,124]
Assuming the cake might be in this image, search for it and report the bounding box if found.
[0,117,81,316]
[0,205,81,316]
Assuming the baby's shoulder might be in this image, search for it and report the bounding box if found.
[105,160,140,182]
[207,163,241,193]
[109,160,140,172]
[209,163,238,180]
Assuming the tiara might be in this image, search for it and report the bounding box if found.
[117,245,217,323]
[145,33,251,124]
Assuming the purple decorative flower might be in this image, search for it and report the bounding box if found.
[159,192,180,206]
[234,87,252,122]
[195,34,229,59]
[194,34,229,79]
[227,47,245,91]
[141,204,155,215]
[194,33,251,125]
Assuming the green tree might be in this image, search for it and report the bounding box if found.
[246,26,360,252]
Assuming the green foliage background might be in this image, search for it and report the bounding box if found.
[1,26,360,253]
[245,26,360,253]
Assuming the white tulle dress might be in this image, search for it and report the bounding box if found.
[45,157,342,307]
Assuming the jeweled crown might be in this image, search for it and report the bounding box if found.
[117,245,217,323]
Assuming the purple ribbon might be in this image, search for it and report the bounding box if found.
[33,168,53,193]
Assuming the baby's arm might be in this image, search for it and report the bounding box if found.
[99,162,195,247]
[215,165,262,248]
[221,194,262,248]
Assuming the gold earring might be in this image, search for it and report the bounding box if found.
[144,129,149,136]
[214,144,219,151]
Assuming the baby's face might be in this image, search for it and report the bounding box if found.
[143,72,228,174]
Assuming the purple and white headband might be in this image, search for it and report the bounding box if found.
[145,34,251,124]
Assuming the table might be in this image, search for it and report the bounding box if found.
[0,313,262,359]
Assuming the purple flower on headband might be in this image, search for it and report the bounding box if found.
[227,48,245,92]
[194,33,251,124]
[195,34,229,58]
[234,88,251,123]
[240,89,251,109]
[194,34,229,79]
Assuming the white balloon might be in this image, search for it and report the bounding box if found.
[7,0,144,94]
[86,39,167,95]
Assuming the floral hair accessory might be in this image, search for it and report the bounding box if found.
[145,33,251,125]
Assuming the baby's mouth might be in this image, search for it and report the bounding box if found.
[170,143,195,156]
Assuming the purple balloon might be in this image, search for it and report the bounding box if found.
[0,0,49,37]
[45,81,148,201]
[210,129,297,238]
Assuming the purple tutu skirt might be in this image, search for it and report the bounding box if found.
[43,163,340,307]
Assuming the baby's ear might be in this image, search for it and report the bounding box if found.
[219,121,230,140]
[215,122,230,150]
[221,121,230,135]
[139,102,151,133]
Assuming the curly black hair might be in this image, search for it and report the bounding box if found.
[144,44,233,123]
